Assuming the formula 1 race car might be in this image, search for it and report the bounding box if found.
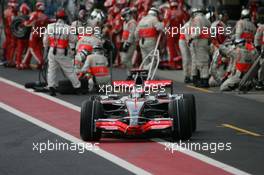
[80,76,196,141]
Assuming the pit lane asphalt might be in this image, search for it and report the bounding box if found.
[0,108,133,175]
[1,67,264,175]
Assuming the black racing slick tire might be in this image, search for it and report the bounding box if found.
[11,16,31,39]
[169,98,192,141]
[183,94,197,132]
[80,99,103,141]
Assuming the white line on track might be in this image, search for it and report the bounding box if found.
[0,102,151,175]
[0,77,81,112]
[152,139,251,175]
[0,77,251,175]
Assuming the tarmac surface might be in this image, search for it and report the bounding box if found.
[1,66,264,175]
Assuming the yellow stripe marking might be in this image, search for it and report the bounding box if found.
[186,85,213,93]
[222,123,262,137]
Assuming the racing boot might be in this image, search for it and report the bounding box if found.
[255,81,264,91]
[4,62,16,68]
[184,77,192,84]
[49,87,57,96]
[20,63,31,70]
[192,76,200,87]
[16,64,22,70]
[36,64,43,70]
[200,78,209,88]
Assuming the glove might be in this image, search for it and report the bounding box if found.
[188,38,193,47]
[78,72,85,79]
[20,20,26,27]
[221,72,231,83]
[257,48,264,58]
[155,22,164,32]
[256,46,261,54]
[121,42,131,53]
[212,39,220,48]
[22,20,27,27]
[69,49,76,58]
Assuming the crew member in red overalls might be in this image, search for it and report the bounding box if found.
[16,3,30,70]
[103,0,116,37]
[211,10,229,45]
[21,2,49,69]
[248,0,259,24]
[3,0,18,67]
[133,0,152,67]
[135,0,151,22]
[163,0,190,70]
[111,0,127,67]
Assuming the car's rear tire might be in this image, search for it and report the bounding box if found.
[169,98,192,141]
[183,94,197,132]
[80,99,102,141]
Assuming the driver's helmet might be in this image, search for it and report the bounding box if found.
[131,85,145,98]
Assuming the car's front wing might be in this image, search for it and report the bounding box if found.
[95,118,173,135]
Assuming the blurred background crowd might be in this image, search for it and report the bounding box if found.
[0,0,264,92]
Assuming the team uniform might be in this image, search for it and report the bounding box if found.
[235,18,256,43]
[3,0,18,66]
[135,12,163,60]
[15,3,30,69]
[164,2,187,69]
[211,20,228,45]
[219,44,257,91]
[43,19,81,92]
[81,52,110,90]
[179,21,192,82]
[209,48,230,86]
[71,17,91,42]
[120,13,137,69]
[189,11,211,87]
[254,24,264,87]
[75,35,103,73]
[22,2,49,69]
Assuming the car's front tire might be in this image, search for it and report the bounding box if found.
[183,94,197,132]
[80,99,102,141]
[169,98,192,141]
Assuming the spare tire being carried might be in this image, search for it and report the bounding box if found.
[11,15,31,39]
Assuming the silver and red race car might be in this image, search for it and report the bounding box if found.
[80,72,196,141]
